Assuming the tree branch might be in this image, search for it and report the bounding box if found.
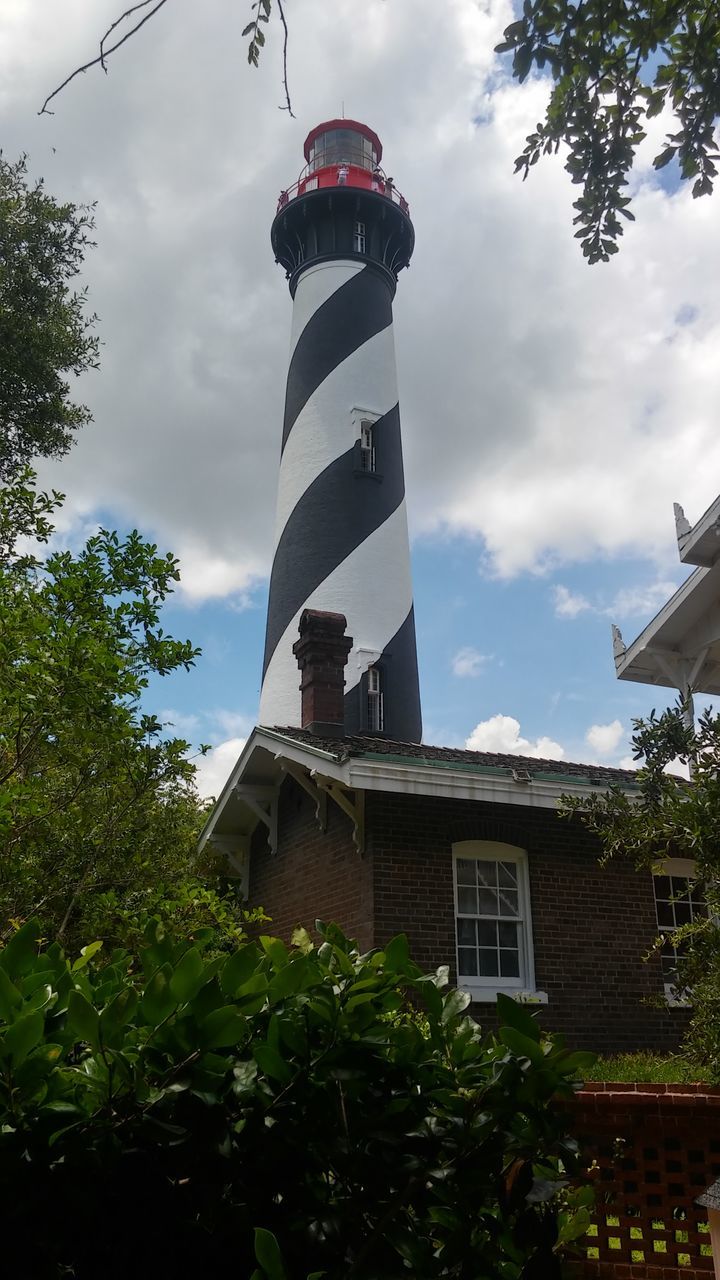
[39,0,170,115]
[276,0,295,118]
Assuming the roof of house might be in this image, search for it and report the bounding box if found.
[199,724,642,854]
[266,727,640,786]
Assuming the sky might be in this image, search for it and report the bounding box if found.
[3,0,720,799]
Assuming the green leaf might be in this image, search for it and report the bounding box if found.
[140,965,177,1026]
[498,1025,544,1063]
[253,1042,292,1085]
[0,967,22,1021]
[260,936,289,968]
[220,943,260,996]
[0,919,41,979]
[254,1227,287,1280]
[384,933,410,972]
[200,1005,246,1049]
[554,1049,597,1075]
[100,987,138,1042]
[441,987,471,1025]
[496,991,541,1040]
[0,1010,44,1066]
[71,940,103,972]
[67,989,100,1047]
[169,947,205,1003]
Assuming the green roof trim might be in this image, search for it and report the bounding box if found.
[355,750,638,789]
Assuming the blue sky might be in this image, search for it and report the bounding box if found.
[3,0,719,797]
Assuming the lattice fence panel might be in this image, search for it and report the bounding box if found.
[564,1084,720,1279]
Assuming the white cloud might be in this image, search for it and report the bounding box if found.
[158,707,200,737]
[553,585,592,618]
[553,578,680,622]
[609,580,679,619]
[466,713,565,759]
[451,646,492,677]
[211,709,254,740]
[617,755,639,771]
[585,719,625,756]
[2,0,718,606]
[194,737,247,801]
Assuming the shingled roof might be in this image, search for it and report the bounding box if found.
[266,726,640,786]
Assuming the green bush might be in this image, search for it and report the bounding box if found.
[0,919,594,1278]
[583,1051,700,1084]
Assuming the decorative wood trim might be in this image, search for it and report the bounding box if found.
[312,772,365,853]
[276,758,327,831]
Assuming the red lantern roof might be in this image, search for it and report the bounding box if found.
[303,119,383,165]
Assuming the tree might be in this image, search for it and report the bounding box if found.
[0,918,594,1278]
[563,701,720,1074]
[0,155,99,481]
[0,469,242,950]
[495,0,720,262]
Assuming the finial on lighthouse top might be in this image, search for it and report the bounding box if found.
[271,117,414,294]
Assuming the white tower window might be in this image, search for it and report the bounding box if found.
[366,666,383,732]
[354,220,366,254]
[359,419,376,472]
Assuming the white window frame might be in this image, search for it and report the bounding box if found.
[359,419,376,472]
[353,219,367,254]
[351,407,380,468]
[652,857,702,1006]
[452,841,546,1004]
[366,665,383,732]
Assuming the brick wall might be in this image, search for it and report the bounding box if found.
[565,1083,719,1278]
[249,774,374,950]
[368,791,688,1054]
[248,784,689,1054]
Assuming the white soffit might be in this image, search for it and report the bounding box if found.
[614,563,720,695]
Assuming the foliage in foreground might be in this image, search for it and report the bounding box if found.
[563,702,720,1078]
[0,919,595,1279]
[495,0,720,262]
[0,154,99,482]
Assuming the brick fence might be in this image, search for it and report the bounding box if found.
[564,1083,720,1278]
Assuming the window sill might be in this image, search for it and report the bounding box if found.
[353,467,383,482]
[664,983,693,1008]
[459,983,548,1005]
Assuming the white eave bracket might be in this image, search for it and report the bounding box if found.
[311,771,366,854]
[205,833,251,897]
[276,757,328,832]
[234,783,279,855]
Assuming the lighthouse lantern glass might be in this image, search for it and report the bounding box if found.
[308,129,377,173]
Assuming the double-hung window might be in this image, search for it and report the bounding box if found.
[366,666,383,732]
[652,857,705,1003]
[453,841,541,1001]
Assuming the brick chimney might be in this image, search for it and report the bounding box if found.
[292,609,353,736]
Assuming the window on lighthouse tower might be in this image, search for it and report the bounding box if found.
[354,220,366,254]
[366,666,383,732]
[359,420,376,472]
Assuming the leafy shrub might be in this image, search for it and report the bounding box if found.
[0,919,594,1278]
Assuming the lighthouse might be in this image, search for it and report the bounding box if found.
[260,119,422,742]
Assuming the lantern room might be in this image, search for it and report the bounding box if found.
[272,118,415,294]
[306,119,381,173]
[276,119,409,213]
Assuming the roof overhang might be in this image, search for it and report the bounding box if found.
[613,563,720,695]
[199,727,638,862]
[675,495,720,567]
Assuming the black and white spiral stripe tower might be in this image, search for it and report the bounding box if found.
[260,119,422,742]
